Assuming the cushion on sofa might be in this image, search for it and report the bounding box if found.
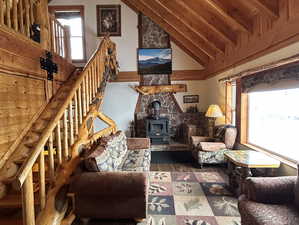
[84,131,127,171]
[119,149,151,172]
[295,164,299,208]
[238,199,299,225]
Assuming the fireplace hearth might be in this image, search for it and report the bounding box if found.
[146,118,170,144]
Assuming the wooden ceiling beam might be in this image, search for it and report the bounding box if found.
[175,0,238,46]
[203,0,252,33]
[121,0,210,66]
[248,0,279,20]
[141,0,217,59]
[157,0,225,54]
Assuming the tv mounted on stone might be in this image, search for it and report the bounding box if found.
[137,48,172,75]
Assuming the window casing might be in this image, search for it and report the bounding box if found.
[49,6,86,63]
[225,81,237,126]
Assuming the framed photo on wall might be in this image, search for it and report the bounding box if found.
[96,5,121,37]
[183,95,199,103]
[137,48,172,75]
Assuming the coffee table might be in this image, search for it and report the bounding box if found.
[224,150,280,196]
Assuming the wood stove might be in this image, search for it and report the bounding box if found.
[146,117,170,144]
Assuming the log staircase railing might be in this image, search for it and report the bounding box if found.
[0,0,71,60]
[0,37,118,225]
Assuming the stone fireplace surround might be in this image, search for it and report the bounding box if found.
[134,15,207,140]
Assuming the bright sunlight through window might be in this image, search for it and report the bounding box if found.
[58,17,84,60]
[248,88,299,162]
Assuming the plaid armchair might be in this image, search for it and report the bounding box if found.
[238,164,299,225]
[190,125,237,168]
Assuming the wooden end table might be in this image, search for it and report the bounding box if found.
[224,150,280,196]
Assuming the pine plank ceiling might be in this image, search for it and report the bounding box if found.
[122,0,299,79]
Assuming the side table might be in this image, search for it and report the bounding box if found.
[224,150,280,196]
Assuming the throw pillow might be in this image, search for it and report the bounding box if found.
[84,145,114,172]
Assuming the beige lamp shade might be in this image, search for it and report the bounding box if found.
[205,104,223,118]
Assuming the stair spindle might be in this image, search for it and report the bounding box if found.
[38,151,46,210]
[13,0,18,31]
[69,102,74,145]
[48,134,55,182]
[78,86,83,124]
[74,92,79,135]
[22,169,35,225]
[55,122,62,165]
[63,111,69,160]
[82,78,87,116]
[6,0,11,28]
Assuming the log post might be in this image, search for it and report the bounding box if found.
[36,0,50,49]
[22,169,35,225]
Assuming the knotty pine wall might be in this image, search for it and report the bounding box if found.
[0,27,75,162]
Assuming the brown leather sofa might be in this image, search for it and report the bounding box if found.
[238,164,299,225]
[69,131,150,220]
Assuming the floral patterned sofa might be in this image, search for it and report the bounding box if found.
[238,164,299,225]
[70,131,151,220]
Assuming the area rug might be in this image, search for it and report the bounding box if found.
[75,171,241,225]
[140,171,241,225]
[151,151,195,164]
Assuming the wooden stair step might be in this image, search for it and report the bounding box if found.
[0,219,23,225]
[0,193,39,208]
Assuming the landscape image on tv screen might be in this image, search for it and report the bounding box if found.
[138,48,172,75]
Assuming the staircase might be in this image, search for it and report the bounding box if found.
[0,37,118,225]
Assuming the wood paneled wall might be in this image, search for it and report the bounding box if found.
[0,27,75,161]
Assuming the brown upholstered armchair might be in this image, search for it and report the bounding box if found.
[238,164,299,225]
[190,125,237,168]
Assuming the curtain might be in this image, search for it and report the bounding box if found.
[241,62,299,92]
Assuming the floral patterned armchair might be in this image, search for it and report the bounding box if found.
[238,164,299,225]
[190,125,237,168]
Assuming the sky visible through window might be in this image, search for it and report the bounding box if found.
[58,17,83,60]
[248,88,299,162]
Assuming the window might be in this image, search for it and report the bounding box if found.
[225,81,237,126]
[49,6,86,63]
[247,88,299,162]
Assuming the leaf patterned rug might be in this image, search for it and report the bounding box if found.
[74,171,241,225]
[139,171,241,225]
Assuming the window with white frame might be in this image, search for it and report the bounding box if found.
[50,6,86,62]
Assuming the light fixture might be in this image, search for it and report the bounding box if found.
[205,104,223,137]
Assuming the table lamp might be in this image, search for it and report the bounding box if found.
[205,104,223,137]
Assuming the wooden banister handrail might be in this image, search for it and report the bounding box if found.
[14,37,114,189]
[0,0,70,60]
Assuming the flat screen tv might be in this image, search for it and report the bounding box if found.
[137,48,172,75]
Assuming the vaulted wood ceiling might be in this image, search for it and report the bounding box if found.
[122,0,299,79]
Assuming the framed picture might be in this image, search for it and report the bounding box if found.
[183,95,199,103]
[138,48,172,75]
[96,5,121,37]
